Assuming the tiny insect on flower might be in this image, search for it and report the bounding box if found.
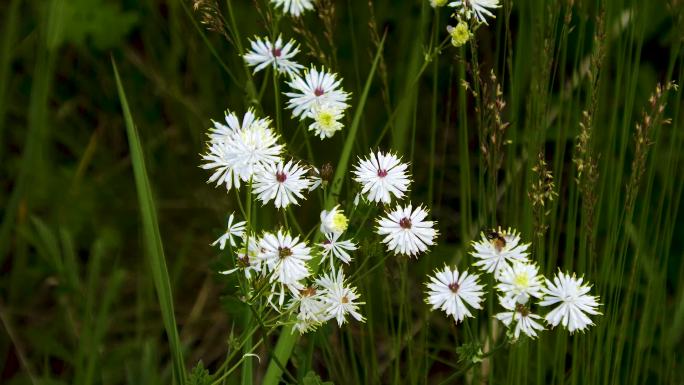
[470,227,530,275]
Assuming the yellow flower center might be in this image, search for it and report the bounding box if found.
[513,273,530,288]
[331,212,349,233]
[318,111,334,128]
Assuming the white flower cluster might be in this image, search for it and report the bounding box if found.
[204,143,439,333]
[426,228,602,339]
[207,146,440,333]
[213,208,364,333]
[242,33,350,140]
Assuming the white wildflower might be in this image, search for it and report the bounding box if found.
[353,151,411,204]
[317,269,365,326]
[494,299,545,339]
[376,203,438,257]
[309,103,345,139]
[244,35,304,77]
[201,110,282,191]
[253,160,312,209]
[448,0,500,25]
[258,230,312,306]
[320,205,349,235]
[319,232,357,267]
[470,228,530,275]
[425,265,485,323]
[539,271,601,333]
[270,0,315,17]
[285,66,350,119]
[496,261,544,305]
[211,212,246,249]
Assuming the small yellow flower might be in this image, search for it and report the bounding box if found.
[447,21,471,47]
[310,103,344,139]
[331,211,349,233]
[320,205,349,235]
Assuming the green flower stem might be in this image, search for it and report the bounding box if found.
[261,33,386,385]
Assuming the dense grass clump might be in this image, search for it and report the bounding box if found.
[1,1,683,384]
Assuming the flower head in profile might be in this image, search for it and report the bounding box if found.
[270,0,315,17]
[317,269,365,326]
[353,151,411,204]
[309,103,345,139]
[494,299,545,339]
[539,271,601,333]
[320,205,349,235]
[496,261,544,305]
[319,232,357,267]
[376,203,438,257]
[308,163,333,191]
[447,21,471,47]
[244,35,304,77]
[448,0,500,25]
[258,230,312,306]
[253,160,312,209]
[208,108,270,143]
[201,109,283,191]
[211,213,246,249]
[219,233,262,279]
[285,66,350,119]
[425,265,485,323]
[470,228,530,275]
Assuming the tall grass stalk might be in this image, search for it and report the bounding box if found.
[113,59,186,385]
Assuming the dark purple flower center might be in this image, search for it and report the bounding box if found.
[278,247,292,259]
[301,287,317,297]
[399,217,412,229]
[314,87,325,96]
[237,256,250,268]
[515,303,530,317]
[377,169,388,178]
[272,47,282,57]
[276,171,287,183]
[448,282,460,293]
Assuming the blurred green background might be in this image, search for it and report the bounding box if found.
[1,0,684,384]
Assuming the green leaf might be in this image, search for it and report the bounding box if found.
[59,0,138,50]
[187,362,211,385]
[301,371,334,385]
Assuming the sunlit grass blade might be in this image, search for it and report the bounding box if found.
[112,58,186,385]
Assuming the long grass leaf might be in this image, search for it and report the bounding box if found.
[112,58,186,385]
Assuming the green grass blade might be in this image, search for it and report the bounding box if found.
[112,58,186,385]
[326,33,386,208]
